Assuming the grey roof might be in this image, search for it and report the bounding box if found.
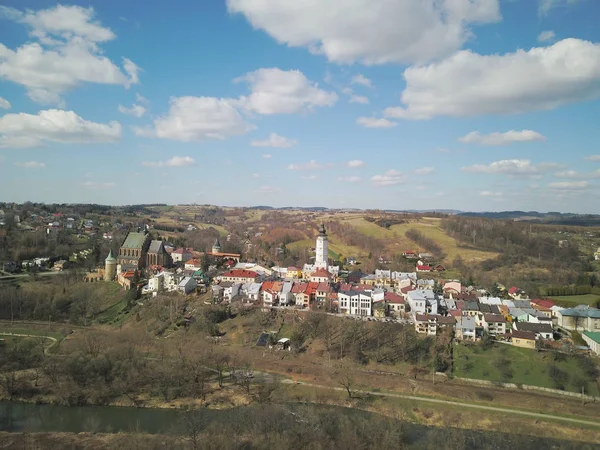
[513,300,531,309]
[465,301,480,311]
[560,306,600,319]
[213,238,221,248]
[148,240,166,254]
[514,322,553,333]
[121,232,147,249]
[508,307,526,317]
[318,223,327,237]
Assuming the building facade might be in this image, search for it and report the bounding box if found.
[314,223,328,270]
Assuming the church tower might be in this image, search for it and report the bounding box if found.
[314,223,328,270]
[104,249,117,281]
[212,238,222,254]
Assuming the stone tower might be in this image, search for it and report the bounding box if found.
[314,223,328,270]
[212,237,222,254]
[104,249,117,281]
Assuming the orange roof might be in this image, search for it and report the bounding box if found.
[291,283,308,293]
[311,268,331,278]
[185,258,202,266]
[306,282,319,295]
[222,269,257,278]
[316,282,331,292]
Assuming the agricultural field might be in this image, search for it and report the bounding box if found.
[550,294,600,308]
[453,343,599,396]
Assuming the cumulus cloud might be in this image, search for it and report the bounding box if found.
[262,153,272,159]
[0,109,121,148]
[251,133,297,148]
[548,181,589,190]
[371,169,405,186]
[0,5,139,106]
[555,169,600,179]
[14,161,45,168]
[414,167,435,175]
[134,96,253,141]
[539,0,579,16]
[118,103,146,118]
[226,0,501,65]
[0,97,10,109]
[236,68,337,115]
[585,155,600,161]
[349,95,369,104]
[346,160,365,168]
[461,159,555,175]
[384,39,600,120]
[351,74,373,88]
[356,117,397,128]
[142,156,196,168]
[458,130,546,146]
[537,30,555,42]
[338,176,362,183]
[480,191,502,197]
[287,160,327,170]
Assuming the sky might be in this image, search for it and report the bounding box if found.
[1,0,600,213]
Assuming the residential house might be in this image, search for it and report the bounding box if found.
[511,330,537,349]
[286,267,302,279]
[482,314,507,336]
[178,277,197,294]
[443,281,462,297]
[292,283,310,308]
[338,290,372,316]
[241,282,262,302]
[433,265,446,272]
[402,250,418,259]
[315,282,331,303]
[347,270,364,284]
[582,332,600,355]
[456,316,476,341]
[416,264,431,272]
[171,247,193,263]
[463,301,480,318]
[406,289,438,315]
[512,322,553,340]
[280,281,294,305]
[184,259,203,271]
[220,269,259,284]
[360,274,377,286]
[418,252,434,260]
[416,279,435,289]
[262,289,278,307]
[415,314,455,335]
[508,286,528,300]
[346,256,357,266]
[375,269,393,286]
[53,260,68,271]
[221,282,241,302]
[310,268,332,283]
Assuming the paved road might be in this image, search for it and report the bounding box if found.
[282,380,600,428]
[0,333,58,354]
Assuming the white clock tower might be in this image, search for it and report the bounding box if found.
[314,223,328,269]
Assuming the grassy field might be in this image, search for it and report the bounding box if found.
[453,343,599,396]
[96,299,128,325]
[550,294,600,308]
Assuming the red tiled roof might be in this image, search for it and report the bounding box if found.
[287,266,300,271]
[384,292,405,304]
[531,298,555,309]
[339,283,353,292]
[316,282,331,292]
[403,250,416,254]
[311,268,332,278]
[400,285,415,294]
[417,265,431,270]
[261,281,275,292]
[306,282,319,295]
[355,283,371,292]
[291,283,308,293]
[222,269,258,279]
[185,258,202,266]
[449,309,462,317]
[508,286,520,294]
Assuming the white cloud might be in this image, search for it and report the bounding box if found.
[555,170,582,179]
[251,133,297,148]
[384,39,600,120]
[134,96,253,141]
[480,191,502,197]
[0,5,139,106]
[414,167,435,175]
[252,173,260,178]
[548,181,588,190]
[356,117,397,128]
[351,74,373,88]
[226,0,501,65]
[349,94,369,104]
[82,181,116,189]
[458,130,546,146]
[262,153,272,159]
[346,160,365,168]
[0,97,10,109]
[338,176,362,183]
[585,155,600,161]
[257,185,281,193]
[537,30,556,43]
[300,175,317,180]
[461,159,557,176]
[118,103,146,118]
[14,161,45,168]
[287,160,325,170]
[371,169,405,186]
[142,156,196,168]
[135,93,149,104]
[236,68,337,115]
[0,109,121,148]
[539,0,579,16]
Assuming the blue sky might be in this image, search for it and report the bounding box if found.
[1,0,600,212]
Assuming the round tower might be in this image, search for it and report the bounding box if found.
[104,249,117,281]
[212,238,222,254]
[315,223,329,269]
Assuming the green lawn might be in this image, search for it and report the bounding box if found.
[550,294,600,308]
[95,299,128,325]
[0,327,67,354]
[453,343,599,396]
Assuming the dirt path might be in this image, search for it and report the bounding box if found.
[282,380,600,428]
[0,333,58,354]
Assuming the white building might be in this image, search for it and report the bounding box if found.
[314,223,328,270]
[178,277,197,294]
[406,289,438,316]
[338,291,372,316]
